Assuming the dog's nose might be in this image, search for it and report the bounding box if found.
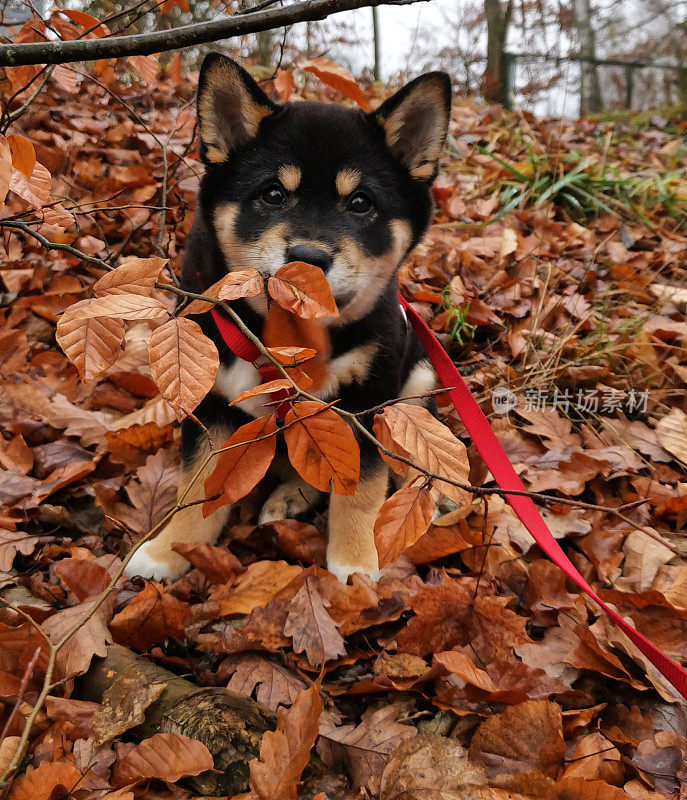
[285,244,332,273]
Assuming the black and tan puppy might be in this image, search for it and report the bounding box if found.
[126,54,451,583]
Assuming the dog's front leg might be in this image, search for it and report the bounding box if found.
[126,407,232,582]
[326,462,388,584]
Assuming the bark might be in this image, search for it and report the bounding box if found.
[0,0,422,67]
[77,644,275,796]
[482,0,514,105]
[573,0,603,114]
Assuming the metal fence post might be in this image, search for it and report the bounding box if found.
[625,64,634,109]
[504,51,515,110]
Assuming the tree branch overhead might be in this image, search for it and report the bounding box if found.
[0,0,427,67]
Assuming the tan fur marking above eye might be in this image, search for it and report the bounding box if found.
[410,162,435,180]
[278,165,301,192]
[335,168,362,197]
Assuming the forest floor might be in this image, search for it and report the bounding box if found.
[0,63,686,800]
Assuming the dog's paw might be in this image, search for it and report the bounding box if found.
[125,541,190,582]
[326,558,383,585]
[259,480,321,525]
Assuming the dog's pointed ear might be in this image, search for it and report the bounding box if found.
[197,53,276,165]
[372,72,451,181]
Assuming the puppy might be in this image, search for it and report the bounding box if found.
[126,54,451,583]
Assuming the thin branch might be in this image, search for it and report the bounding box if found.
[0,0,427,67]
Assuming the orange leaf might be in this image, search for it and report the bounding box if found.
[299,57,370,111]
[58,8,109,36]
[377,403,471,506]
[56,299,125,381]
[274,68,296,101]
[267,261,338,319]
[180,268,264,315]
[8,761,83,800]
[94,256,168,297]
[230,378,293,406]
[373,482,435,568]
[283,401,359,495]
[112,732,214,786]
[148,317,219,418]
[210,559,302,615]
[217,267,265,301]
[7,134,35,179]
[203,414,278,515]
[0,136,12,206]
[129,54,158,84]
[264,345,317,366]
[249,682,323,800]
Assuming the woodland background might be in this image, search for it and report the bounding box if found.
[0,0,686,798]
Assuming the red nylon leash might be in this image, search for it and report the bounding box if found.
[398,295,687,700]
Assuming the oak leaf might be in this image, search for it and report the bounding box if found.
[283,401,359,495]
[374,482,435,568]
[267,261,338,319]
[377,404,470,506]
[116,449,178,537]
[56,299,126,381]
[148,316,219,418]
[112,732,214,786]
[94,256,168,297]
[110,580,192,651]
[224,652,308,711]
[203,414,278,516]
[249,682,323,800]
[284,574,346,665]
[299,57,370,111]
[0,530,43,571]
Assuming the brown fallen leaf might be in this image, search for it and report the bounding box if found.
[8,761,83,800]
[112,732,214,786]
[56,299,126,381]
[284,574,346,665]
[374,482,435,568]
[210,560,302,616]
[249,681,323,800]
[93,668,167,746]
[93,256,168,297]
[224,652,308,711]
[110,580,191,651]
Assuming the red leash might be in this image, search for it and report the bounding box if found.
[399,296,687,700]
[210,301,687,699]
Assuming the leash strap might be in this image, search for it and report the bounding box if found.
[398,295,687,700]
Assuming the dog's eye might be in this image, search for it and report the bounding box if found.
[348,192,372,214]
[261,184,286,206]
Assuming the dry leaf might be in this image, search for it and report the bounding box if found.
[374,482,435,568]
[148,316,219,418]
[203,414,278,516]
[283,401,359,495]
[56,299,125,381]
[299,57,370,110]
[94,256,168,297]
[8,761,83,800]
[249,682,323,800]
[655,408,687,466]
[112,732,214,785]
[110,580,191,650]
[7,133,36,179]
[267,261,338,319]
[80,293,169,321]
[284,574,346,665]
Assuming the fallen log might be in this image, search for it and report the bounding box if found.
[77,643,275,796]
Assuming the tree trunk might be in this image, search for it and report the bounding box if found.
[372,6,381,81]
[482,0,514,106]
[573,0,603,115]
[76,644,275,797]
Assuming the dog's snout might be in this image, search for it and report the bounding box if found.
[285,244,332,272]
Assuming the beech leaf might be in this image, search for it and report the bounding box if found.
[56,299,126,381]
[283,401,359,495]
[112,732,214,786]
[267,261,338,319]
[94,256,168,297]
[299,57,370,110]
[80,293,169,321]
[148,316,219,418]
[203,414,278,516]
[7,133,35,179]
[374,482,435,568]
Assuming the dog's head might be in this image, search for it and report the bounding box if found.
[196,53,451,324]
